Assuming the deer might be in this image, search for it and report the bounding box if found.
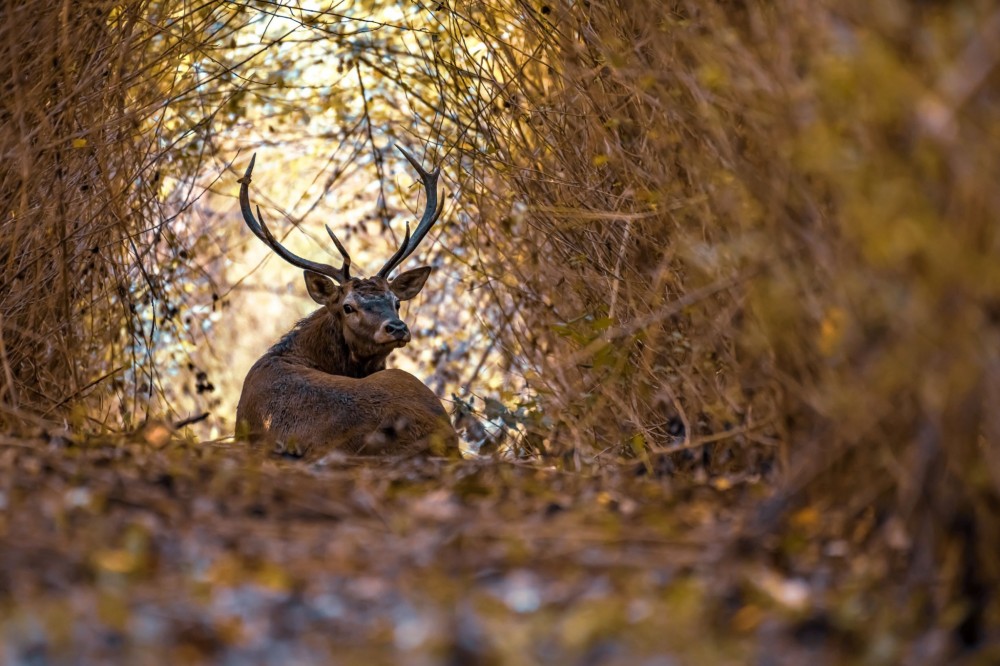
[234,147,458,457]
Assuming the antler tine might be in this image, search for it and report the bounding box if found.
[377,146,444,278]
[325,225,351,280]
[239,153,350,283]
[378,222,411,279]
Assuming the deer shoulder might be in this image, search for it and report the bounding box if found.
[234,148,458,457]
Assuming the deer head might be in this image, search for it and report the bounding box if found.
[238,146,445,365]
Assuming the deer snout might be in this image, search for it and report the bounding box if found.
[377,319,411,345]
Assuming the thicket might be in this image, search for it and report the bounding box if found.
[433,0,1000,647]
[0,1,248,428]
[1,0,998,652]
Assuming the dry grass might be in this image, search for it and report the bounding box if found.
[429,0,1000,641]
[0,1,245,429]
[429,1,789,464]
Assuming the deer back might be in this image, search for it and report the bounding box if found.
[238,364,455,456]
[234,148,457,457]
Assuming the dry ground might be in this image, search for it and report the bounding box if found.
[0,429,829,665]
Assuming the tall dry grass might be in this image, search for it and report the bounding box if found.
[430,0,1000,641]
[0,1,246,429]
[1,1,133,423]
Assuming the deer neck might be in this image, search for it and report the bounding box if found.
[272,309,389,378]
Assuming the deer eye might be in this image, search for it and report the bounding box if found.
[343,304,355,314]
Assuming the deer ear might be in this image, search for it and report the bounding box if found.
[389,266,432,301]
[304,270,339,304]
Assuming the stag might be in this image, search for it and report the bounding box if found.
[235,147,457,456]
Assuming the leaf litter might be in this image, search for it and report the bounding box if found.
[0,430,923,664]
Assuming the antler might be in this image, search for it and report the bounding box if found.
[239,153,352,283]
[376,146,445,278]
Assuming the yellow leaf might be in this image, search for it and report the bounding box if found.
[142,421,173,448]
[72,138,88,148]
[94,549,138,574]
[790,506,820,529]
[712,477,732,491]
[256,562,291,591]
[629,433,652,474]
[819,307,846,356]
[732,604,763,633]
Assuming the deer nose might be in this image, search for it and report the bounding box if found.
[383,319,409,339]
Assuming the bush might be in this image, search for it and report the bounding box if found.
[439,0,1000,640]
[0,1,240,429]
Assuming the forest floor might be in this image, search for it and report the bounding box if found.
[0,430,951,665]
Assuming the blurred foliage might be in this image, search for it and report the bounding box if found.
[437,0,1000,652]
[0,430,798,664]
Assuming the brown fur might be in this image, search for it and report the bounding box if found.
[235,274,458,457]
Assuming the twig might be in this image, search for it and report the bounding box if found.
[173,412,210,429]
[650,418,778,454]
